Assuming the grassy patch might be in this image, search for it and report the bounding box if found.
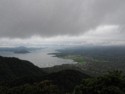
[63,55,86,64]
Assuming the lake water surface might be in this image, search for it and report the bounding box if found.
[0,48,76,68]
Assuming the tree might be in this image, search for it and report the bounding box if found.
[73,70,125,94]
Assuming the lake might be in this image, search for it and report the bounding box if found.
[0,48,77,68]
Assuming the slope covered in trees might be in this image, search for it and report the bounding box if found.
[0,56,45,81]
[0,56,90,93]
[0,55,124,94]
[73,70,125,94]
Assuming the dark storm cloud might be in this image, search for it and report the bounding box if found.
[0,0,125,38]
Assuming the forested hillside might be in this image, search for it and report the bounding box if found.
[0,56,90,94]
[0,56,124,94]
[0,56,45,81]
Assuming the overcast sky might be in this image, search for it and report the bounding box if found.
[0,0,125,46]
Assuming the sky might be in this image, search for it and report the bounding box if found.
[0,0,125,47]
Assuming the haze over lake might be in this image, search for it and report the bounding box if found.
[0,48,76,68]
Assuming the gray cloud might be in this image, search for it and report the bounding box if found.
[0,0,125,38]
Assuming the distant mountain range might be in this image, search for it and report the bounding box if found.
[0,46,43,54]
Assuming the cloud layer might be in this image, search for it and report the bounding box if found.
[0,25,124,47]
[0,0,125,37]
[0,0,125,46]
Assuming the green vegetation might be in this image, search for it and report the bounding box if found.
[0,80,60,94]
[0,69,125,94]
[0,56,45,81]
[52,46,125,76]
[0,69,89,94]
[0,55,89,93]
[0,55,125,94]
[73,70,125,94]
[63,55,86,64]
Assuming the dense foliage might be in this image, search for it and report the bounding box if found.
[0,56,89,93]
[0,80,60,94]
[0,70,125,94]
[0,56,45,81]
[73,70,125,94]
[0,69,89,94]
[0,55,125,94]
